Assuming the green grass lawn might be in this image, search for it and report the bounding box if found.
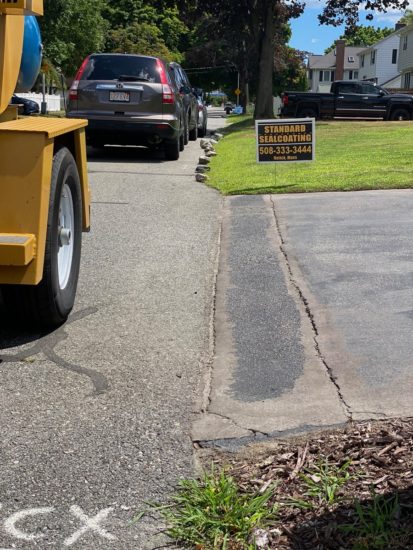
[208,117,413,194]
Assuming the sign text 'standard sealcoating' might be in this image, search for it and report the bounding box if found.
[255,118,315,164]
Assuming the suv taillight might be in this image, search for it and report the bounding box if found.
[69,56,90,100]
[162,84,174,104]
[282,94,289,106]
[156,59,175,105]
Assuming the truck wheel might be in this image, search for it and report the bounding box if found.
[1,147,82,329]
[298,107,317,119]
[165,136,180,160]
[390,108,410,121]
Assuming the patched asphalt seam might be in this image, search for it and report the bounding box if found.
[269,196,353,420]
[0,307,107,395]
[200,203,223,414]
[196,421,348,451]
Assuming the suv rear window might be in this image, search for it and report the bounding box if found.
[82,55,161,83]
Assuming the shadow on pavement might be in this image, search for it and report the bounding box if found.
[86,144,166,164]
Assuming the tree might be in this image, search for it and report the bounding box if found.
[179,0,409,119]
[40,0,107,76]
[103,0,189,62]
[399,9,413,24]
[324,25,394,53]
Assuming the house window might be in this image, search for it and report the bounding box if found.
[348,56,355,62]
[319,70,334,82]
[361,55,365,67]
[404,72,411,88]
[403,35,408,50]
[309,69,313,80]
[354,71,359,79]
[331,70,335,81]
[370,50,376,64]
[392,49,397,64]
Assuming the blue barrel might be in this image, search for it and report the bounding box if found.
[15,16,42,93]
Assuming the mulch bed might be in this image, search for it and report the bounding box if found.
[201,418,413,549]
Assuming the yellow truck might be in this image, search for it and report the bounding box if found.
[0,0,90,328]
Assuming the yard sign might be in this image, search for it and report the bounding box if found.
[255,118,315,164]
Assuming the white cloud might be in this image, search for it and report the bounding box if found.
[311,38,321,43]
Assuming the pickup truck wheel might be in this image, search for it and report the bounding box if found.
[390,108,411,121]
[1,147,82,329]
[298,107,317,119]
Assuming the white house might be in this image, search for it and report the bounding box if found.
[307,42,365,92]
[357,28,402,88]
[397,23,413,89]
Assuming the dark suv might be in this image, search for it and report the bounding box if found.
[67,53,185,160]
[169,62,198,143]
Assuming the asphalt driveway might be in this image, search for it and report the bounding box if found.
[194,190,413,447]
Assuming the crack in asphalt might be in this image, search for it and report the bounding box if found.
[0,307,108,395]
[269,196,353,420]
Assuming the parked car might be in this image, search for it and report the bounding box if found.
[196,96,208,137]
[281,80,413,120]
[169,62,199,143]
[67,53,185,160]
[10,94,39,115]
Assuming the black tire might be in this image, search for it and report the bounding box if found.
[198,120,207,138]
[165,136,180,160]
[179,123,185,152]
[1,147,82,328]
[389,108,411,121]
[298,107,317,119]
[189,119,198,141]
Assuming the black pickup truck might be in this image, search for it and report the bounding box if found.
[281,80,413,121]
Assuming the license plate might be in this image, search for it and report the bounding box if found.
[109,91,130,102]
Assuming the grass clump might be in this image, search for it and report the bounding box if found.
[342,492,413,549]
[146,469,277,549]
[299,459,354,505]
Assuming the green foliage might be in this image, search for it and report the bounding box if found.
[324,25,394,53]
[299,459,354,505]
[141,469,278,549]
[103,0,188,63]
[399,9,413,25]
[274,45,307,94]
[341,492,413,549]
[40,0,108,76]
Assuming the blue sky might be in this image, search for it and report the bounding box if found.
[289,1,409,54]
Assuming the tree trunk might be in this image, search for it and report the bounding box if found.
[254,0,275,119]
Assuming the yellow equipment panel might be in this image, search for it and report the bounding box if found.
[0,117,91,285]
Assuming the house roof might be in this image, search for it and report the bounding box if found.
[308,47,365,70]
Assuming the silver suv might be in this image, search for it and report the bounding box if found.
[67,53,185,160]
